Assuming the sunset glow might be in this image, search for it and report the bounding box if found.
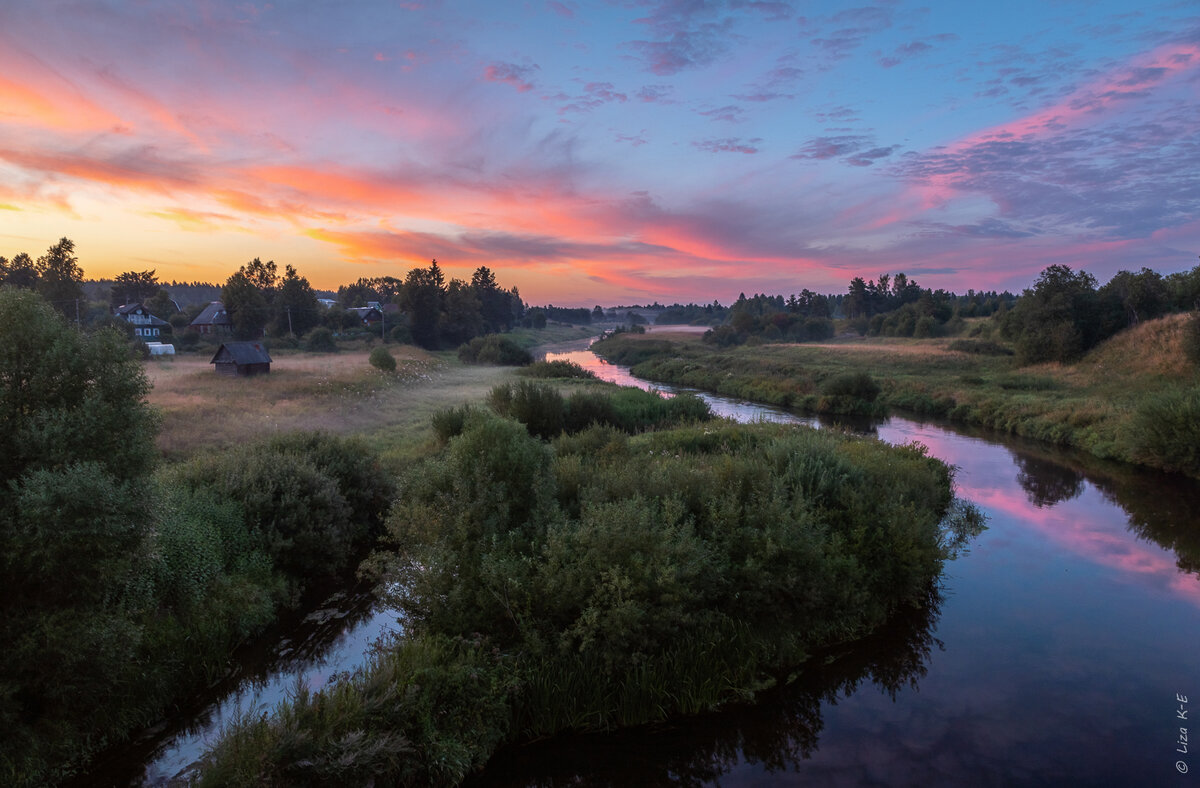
[2,1,1198,303]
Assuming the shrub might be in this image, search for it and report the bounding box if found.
[821,372,881,402]
[488,381,565,439]
[1128,386,1200,476]
[431,404,477,443]
[1184,311,1200,367]
[459,335,532,366]
[304,327,338,353]
[947,339,1014,356]
[369,345,396,372]
[517,360,597,379]
[389,324,413,344]
[913,315,938,338]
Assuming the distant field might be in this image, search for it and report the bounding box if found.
[146,347,516,466]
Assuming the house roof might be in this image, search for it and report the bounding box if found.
[210,341,273,365]
[348,306,383,319]
[115,302,169,326]
[191,301,232,326]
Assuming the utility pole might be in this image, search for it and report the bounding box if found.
[286,305,294,337]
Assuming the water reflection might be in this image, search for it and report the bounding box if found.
[72,581,396,787]
[1007,443,1200,577]
[469,588,944,788]
[1012,451,1085,508]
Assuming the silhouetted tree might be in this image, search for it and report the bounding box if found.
[110,270,160,307]
[35,237,84,316]
[222,258,277,339]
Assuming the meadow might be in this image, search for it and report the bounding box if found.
[594,313,1200,477]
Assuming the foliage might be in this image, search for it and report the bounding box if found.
[431,404,479,443]
[173,433,394,580]
[948,339,1014,356]
[488,381,712,439]
[1184,311,1200,367]
[369,345,397,372]
[517,359,598,379]
[35,237,85,315]
[458,334,533,365]
[304,326,339,353]
[195,414,971,785]
[821,371,881,401]
[272,264,321,337]
[110,269,160,307]
[222,258,277,340]
[1127,386,1200,476]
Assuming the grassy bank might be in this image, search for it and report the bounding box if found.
[593,313,1200,477]
[193,386,979,786]
[146,325,586,467]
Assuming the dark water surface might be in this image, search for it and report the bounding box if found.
[84,333,1200,786]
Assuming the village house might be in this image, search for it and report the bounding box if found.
[113,303,169,339]
[347,306,383,326]
[190,301,234,335]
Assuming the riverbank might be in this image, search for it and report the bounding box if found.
[593,314,1200,477]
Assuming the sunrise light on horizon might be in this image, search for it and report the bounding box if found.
[2,0,1198,306]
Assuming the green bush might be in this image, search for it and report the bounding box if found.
[196,417,978,786]
[947,339,1014,356]
[174,433,393,582]
[488,381,566,439]
[304,326,338,353]
[458,335,532,365]
[431,404,477,443]
[821,372,881,402]
[517,360,597,379]
[369,345,396,372]
[1128,386,1200,475]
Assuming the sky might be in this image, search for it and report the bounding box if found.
[1,1,1198,306]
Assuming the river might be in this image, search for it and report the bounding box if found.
[84,333,1200,786]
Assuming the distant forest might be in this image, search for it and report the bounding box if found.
[5,237,1199,364]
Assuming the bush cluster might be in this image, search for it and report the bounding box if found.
[196,413,973,786]
[368,345,396,371]
[457,334,533,365]
[516,359,597,379]
[486,381,712,439]
[947,339,1014,356]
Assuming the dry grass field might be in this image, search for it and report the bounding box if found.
[146,346,518,467]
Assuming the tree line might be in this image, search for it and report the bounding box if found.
[0,239,531,351]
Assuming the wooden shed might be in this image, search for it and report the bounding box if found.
[210,341,272,376]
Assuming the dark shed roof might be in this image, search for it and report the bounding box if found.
[210,341,273,365]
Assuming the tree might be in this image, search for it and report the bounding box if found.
[845,277,870,319]
[471,266,514,333]
[222,258,277,340]
[400,260,446,348]
[35,237,84,316]
[272,264,320,337]
[1,252,39,290]
[1002,265,1100,364]
[0,288,157,735]
[110,270,160,307]
[443,279,484,345]
[145,288,179,320]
